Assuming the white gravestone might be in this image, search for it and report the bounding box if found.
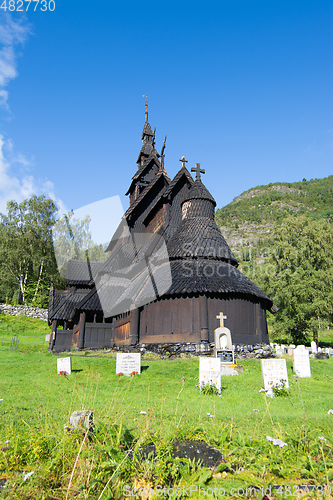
[261,359,289,395]
[116,353,141,376]
[293,346,311,378]
[214,312,235,363]
[311,341,317,353]
[57,357,72,375]
[215,312,237,375]
[275,345,283,357]
[199,357,221,391]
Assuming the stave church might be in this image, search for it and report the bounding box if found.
[48,104,273,351]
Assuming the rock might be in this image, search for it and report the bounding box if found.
[128,440,233,472]
[315,352,329,360]
[70,410,93,431]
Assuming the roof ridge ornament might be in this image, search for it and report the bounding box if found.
[179,156,188,168]
[143,95,148,123]
[160,134,167,170]
[191,162,205,181]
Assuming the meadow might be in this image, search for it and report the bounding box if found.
[0,313,333,499]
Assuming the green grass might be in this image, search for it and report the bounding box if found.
[0,313,50,353]
[0,315,333,499]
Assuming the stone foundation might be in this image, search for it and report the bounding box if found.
[100,341,275,359]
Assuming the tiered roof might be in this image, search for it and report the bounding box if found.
[49,105,273,326]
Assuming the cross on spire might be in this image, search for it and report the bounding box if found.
[216,312,227,328]
[179,156,188,168]
[191,162,205,181]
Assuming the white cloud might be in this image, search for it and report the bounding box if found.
[0,13,32,110]
[0,134,68,216]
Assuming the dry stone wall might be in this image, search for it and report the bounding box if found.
[0,304,48,321]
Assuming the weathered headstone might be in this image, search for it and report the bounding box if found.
[214,312,232,349]
[311,341,317,353]
[199,357,221,390]
[261,359,289,396]
[214,312,235,373]
[293,346,311,378]
[275,345,283,357]
[45,334,50,342]
[57,357,71,375]
[116,353,141,376]
[70,410,93,430]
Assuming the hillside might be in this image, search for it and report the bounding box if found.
[215,175,333,258]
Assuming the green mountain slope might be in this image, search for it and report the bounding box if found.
[215,175,333,253]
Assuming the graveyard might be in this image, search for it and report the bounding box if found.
[0,314,333,499]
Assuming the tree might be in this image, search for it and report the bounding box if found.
[0,195,60,306]
[51,210,107,278]
[262,215,333,344]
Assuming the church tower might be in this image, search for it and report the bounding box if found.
[126,101,162,205]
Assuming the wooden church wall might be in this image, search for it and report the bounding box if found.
[143,203,168,235]
[207,297,269,344]
[139,297,201,343]
[138,295,268,345]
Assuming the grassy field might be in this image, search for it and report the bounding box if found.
[0,313,333,499]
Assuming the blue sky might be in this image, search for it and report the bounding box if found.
[0,0,332,219]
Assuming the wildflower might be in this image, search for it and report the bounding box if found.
[140,411,147,415]
[328,409,333,415]
[253,409,259,412]
[210,415,214,418]
[259,389,265,393]
[266,436,287,448]
[133,418,138,421]
[207,413,211,416]
[23,471,34,482]
[182,376,186,381]
[318,436,327,442]
[0,399,3,401]
[4,440,10,444]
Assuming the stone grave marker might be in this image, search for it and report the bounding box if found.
[292,346,311,378]
[70,410,93,431]
[214,312,236,375]
[275,345,283,357]
[261,359,289,396]
[311,341,317,353]
[45,334,50,342]
[116,353,141,376]
[199,357,221,390]
[57,357,71,375]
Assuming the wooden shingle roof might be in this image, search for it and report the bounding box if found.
[65,260,103,286]
[167,217,238,265]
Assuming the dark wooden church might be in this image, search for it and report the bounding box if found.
[48,104,272,351]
